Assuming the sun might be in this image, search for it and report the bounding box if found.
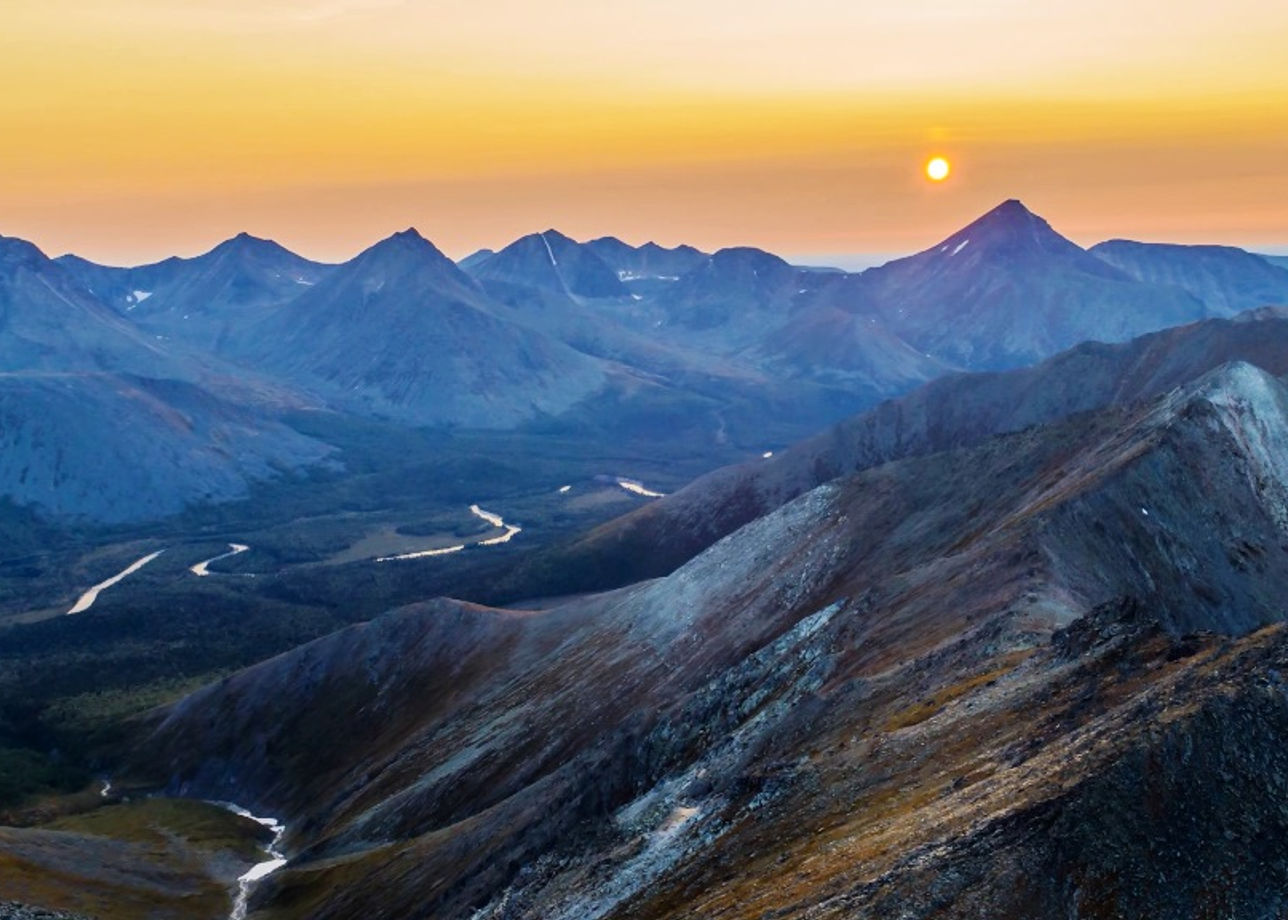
[926,156,951,182]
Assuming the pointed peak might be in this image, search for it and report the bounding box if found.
[1189,360,1284,403]
[206,231,295,261]
[368,227,442,254]
[917,198,1083,263]
[970,199,1045,231]
[536,228,578,247]
[352,227,458,274]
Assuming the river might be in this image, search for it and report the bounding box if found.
[377,503,521,562]
[217,803,288,920]
[190,543,250,576]
[67,550,165,614]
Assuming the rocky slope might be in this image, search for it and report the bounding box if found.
[0,236,180,379]
[126,359,1288,919]
[521,308,1288,595]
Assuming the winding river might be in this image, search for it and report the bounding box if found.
[376,503,521,562]
[190,543,250,576]
[67,550,165,614]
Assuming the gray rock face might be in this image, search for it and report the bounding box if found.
[0,903,90,920]
[1091,238,1288,316]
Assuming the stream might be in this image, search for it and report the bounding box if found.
[67,550,165,614]
[376,503,521,562]
[217,803,288,920]
[190,543,250,576]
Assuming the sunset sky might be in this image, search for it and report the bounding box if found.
[4,0,1287,264]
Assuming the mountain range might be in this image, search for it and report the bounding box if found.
[4,200,1288,919]
[3,199,1285,525]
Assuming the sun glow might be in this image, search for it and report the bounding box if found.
[926,157,951,181]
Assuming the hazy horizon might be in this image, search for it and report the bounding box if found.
[9,205,1288,270]
[5,0,1285,264]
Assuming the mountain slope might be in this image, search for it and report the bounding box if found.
[0,373,334,522]
[1090,238,1288,316]
[227,229,609,427]
[832,199,1208,368]
[469,230,630,299]
[130,360,1288,919]
[56,234,333,351]
[0,236,179,378]
[502,307,1288,596]
[650,246,801,342]
[0,234,334,522]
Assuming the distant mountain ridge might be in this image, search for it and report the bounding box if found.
[8,200,1288,522]
[222,228,610,427]
[468,229,630,299]
[501,307,1288,596]
[1091,238,1288,315]
[56,233,334,352]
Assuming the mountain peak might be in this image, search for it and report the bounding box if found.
[206,231,299,262]
[367,227,445,258]
[0,234,48,270]
[968,198,1046,234]
[919,198,1089,265]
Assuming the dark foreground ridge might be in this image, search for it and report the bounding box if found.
[109,359,1288,919]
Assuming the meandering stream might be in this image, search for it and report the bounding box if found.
[67,550,165,614]
[190,543,250,576]
[376,503,521,562]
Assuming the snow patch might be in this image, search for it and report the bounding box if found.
[616,478,666,498]
[540,232,558,267]
[950,239,970,256]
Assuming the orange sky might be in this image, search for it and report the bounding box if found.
[3,0,1287,264]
